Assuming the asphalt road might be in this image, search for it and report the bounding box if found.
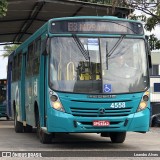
[0,118,160,160]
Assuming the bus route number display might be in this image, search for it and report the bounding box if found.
[51,20,143,35]
[67,22,126,33]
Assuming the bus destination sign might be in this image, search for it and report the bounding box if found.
[67,22,127,32]
[50,20,143,35]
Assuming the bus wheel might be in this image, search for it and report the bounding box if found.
[38,129,53,144]
[24,124,33,133]
[36,115,52,144]
[14,112,23,133]
[110,132,126,143]
[6,116,10,120]
[151,116,160,127]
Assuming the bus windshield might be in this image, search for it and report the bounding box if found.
[49,37,149,94]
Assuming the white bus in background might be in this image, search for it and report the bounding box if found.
[150,51,160,126]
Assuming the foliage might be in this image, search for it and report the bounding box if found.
[80,0,160,29]
[2,45,19,58]
[149,34,160,50]
[0,0,8,17]
[127,1,160,31]
[79,0,128,7]
[1,0,160,50]
[80,0,160,50]
[125,0,160,50]
[80,0,160,31]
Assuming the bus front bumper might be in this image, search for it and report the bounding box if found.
[47,108,150,133]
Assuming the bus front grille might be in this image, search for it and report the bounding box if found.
[70,107,132,117]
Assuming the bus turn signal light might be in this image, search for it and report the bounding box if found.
[50,95,65,112]
[53,101,62,110]
[137,90,149,112]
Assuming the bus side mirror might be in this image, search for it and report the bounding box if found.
[148,54,152,68]
[145,36,152,68]
[145,35,149,41]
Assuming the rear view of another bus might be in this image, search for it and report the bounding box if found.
[0,79,9,120]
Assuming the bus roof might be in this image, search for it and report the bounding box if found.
[49,16,143,24]
[13,16,143,56]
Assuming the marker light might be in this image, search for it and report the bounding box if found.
[143,95,149,101]
[137,90,149,112]
[50,95,65,112]
[53,101,62,110]
[50,95,58,102]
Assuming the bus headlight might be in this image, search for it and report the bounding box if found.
[50,95,65,112]
[137,90,149,112]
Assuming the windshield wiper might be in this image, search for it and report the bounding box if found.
[72,34,90,60]
[106,41,109,69]
[72,34,94,80]
[107,35,125,58]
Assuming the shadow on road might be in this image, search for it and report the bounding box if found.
[1,119,159,151]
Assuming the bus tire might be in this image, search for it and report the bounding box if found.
[6,116,10,120]
[14,111,23,133]
[24,124,33,133]
[36,112,52,144]
[151,116,160,127]
[39,128,53,144]
[110,132,126,143]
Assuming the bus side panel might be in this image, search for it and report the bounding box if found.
[38,54,46,127]
[25,78,33,125]
[25,76,39,126]
[11,81,22,122]
[32,76,39,125]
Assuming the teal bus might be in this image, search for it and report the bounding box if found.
[7,16,151,143]
[0,79,9,120]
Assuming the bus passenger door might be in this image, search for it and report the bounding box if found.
[25,39,41,127]
[25,44,35,126]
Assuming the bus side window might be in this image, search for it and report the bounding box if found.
[26,43,34,77]
[12,57,15,82]
[12,55,18,81]
[33,38,41,75]
[17,53,22,80]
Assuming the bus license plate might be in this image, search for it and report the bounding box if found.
[93,120,110,127]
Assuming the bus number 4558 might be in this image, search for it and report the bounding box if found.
[110,102,126,108]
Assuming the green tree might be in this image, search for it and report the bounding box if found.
[125,0,160,50]
[0,0,8,17]
[81,0,160,50]
[80,0,160,31]
[149,34,160,50]
[2,44,19,58]
[125,1,160,31]
[80,0,160,30]
[79,0,128,7]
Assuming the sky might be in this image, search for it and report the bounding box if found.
[0,11,160,79]
[134,10,160,39]
[0,45,8,79]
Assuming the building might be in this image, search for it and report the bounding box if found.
[150,51,160,116]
